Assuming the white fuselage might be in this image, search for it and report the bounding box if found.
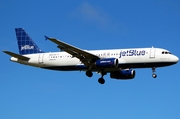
[10,47,179,72]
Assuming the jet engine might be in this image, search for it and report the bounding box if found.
[95,58,118,68]
[110,69,135,79]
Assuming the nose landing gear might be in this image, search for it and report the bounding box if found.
[152,73,157,78]
[152,67,157,78]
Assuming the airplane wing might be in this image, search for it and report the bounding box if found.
[45,36,100,67]
[3,51,30,61]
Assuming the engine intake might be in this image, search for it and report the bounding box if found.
[95,58,118,68]
[110,69,135,79]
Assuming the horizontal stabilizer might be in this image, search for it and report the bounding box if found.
[3,51,30,61]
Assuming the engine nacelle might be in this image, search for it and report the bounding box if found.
[110,69,135,79]
[95,58,118,68]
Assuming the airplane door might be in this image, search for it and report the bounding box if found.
[149,48,155,58]
[38,54,44,63]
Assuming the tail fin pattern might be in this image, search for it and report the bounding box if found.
[15,28,44,55]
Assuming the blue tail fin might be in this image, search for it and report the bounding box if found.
[15,28,44,55]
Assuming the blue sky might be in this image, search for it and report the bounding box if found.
[0,0,180,119]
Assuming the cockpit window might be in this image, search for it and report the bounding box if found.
[162,51,172,54]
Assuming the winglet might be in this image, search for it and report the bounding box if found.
[44,35,50,40]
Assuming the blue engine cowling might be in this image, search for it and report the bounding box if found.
[110,69,135,79]
[95,58,118,68]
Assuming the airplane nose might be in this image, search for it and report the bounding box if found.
[173,55,179,63]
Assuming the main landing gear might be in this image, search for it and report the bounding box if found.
[86,70,93,77]
[85,71,106,84]
[152,67,157,78]
[98,72,106,84]
[98,78,105,84]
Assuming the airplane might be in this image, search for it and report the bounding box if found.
[3,28,179,84]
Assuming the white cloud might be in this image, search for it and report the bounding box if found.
[73,2,111,27]
[72,2,127,33]
[78,2,109,24]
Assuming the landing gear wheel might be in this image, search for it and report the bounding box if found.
[98,78,105,84]
[86,71,93,77]
[152,74,157,78]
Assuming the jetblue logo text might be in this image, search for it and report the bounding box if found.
[100,60,111,63]
[21,45,34,50]
[119,50,146,58]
